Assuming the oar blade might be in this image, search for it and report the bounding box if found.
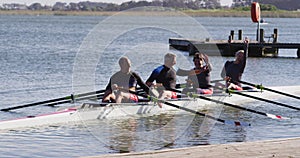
[224,120,251,126]
[266,113,290,120]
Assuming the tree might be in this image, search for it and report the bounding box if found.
[28,3,42,10]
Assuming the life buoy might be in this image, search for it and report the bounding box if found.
[251,2,261,23]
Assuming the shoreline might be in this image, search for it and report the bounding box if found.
[82,137,300,158]
[1,10,300,18]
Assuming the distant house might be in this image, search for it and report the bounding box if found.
[52,2,67,11]
[2,3,27,10]
[232,0,252,7]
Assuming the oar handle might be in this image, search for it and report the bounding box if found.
[72,89,106,98]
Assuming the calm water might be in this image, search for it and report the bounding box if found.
[0,12,299,157]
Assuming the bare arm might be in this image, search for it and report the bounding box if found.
[221,63,226,79]
[202,53,212,72]
[241,38,249,73]
[102,79,113,102]
[176,68,191,76]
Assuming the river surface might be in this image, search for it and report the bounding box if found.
[0,10,299,157]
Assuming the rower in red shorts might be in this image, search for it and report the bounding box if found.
[146,53,179,107]
[185,52,213,95]
[102,56,149,103]
[221,38,249,90]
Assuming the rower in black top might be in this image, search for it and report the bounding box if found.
[186,52,213,94]
[102,56,149,103]
[146,53,178,107]
[146,64,177,91]
[221,38,249,90]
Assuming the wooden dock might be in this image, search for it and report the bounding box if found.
[169,29,300,58]
[84,137,300,158]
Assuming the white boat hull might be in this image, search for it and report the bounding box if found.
[1,85,299,131]
[0,99,206,131]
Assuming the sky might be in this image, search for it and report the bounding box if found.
[0,0,233,6]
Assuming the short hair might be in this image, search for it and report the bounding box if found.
[118,56,130,66]
[235,50,244,57]
[164,53,176,63]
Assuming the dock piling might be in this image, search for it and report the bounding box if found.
[230,30,234,40]
[260,29,265,43]
[273,28,278,43]
[238,30,243,40]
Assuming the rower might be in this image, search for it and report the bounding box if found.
[220,38,249,90]
[102,56,149,103]
[184,52,213,94]
[146,53,179,107]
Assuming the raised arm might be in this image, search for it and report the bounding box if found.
[241,38,249,73]
[202,53,212,72]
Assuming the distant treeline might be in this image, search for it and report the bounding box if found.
[257,0,300,11]
[0,0,299,11]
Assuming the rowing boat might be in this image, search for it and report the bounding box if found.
[0,98,207,131]
[0,91,236,131]
[0,85,299,131]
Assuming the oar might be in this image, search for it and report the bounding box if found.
[127,89,250,126]
[0,89,106,112]
[193,93,289,120]
[211,79,225,83]
[237,80,300,100]
[42,93,105,107]
[175,79,224,89]
[151,96,250,126]
[42,88,149,107]
[227,89,300,111]
[171,89,289,120]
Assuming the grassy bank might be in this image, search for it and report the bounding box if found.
[1,9,300,18]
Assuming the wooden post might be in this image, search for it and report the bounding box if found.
[230,30,234,40]
[238,30,242,40]
[273,28,278,43]
[259,29,264,43]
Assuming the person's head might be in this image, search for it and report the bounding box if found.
[119,56,131,73]
[193,52,205,68]
[164,53,177,68]
[235,50,244,63]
